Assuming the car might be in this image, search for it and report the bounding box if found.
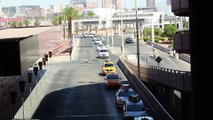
[134,116,154,120]
[102,59,116,75]
[95,39,102,45]
[123,94,147,119]
[115,84,136,108]
[97,47,109,59]
[96,44,104,51]
[125,37,134,43]
[104,73,122,89]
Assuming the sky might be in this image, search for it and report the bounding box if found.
[1,0,173,15]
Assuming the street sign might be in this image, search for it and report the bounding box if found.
[155,56,162,64]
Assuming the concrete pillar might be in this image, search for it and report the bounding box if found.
[165,88,175,109]
[181,92,193,120]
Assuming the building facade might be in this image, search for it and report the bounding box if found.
[146,0,155,8]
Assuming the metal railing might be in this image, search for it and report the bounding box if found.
[117,58,174,120]
[123,59,192,92]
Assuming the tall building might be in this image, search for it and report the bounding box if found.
[166,0,171,5]
[102,0,111,8]
[70,0,87,8]
[112,0,122,10]
[87,0,98,8]
[146,0,155,8]
[103,0,121,9]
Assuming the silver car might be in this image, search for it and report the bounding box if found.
[116,84,136,108]
[123,94,147,119]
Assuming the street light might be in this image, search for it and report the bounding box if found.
[135,0,140,79]
[111,0,114,48]
[121,0,125,58]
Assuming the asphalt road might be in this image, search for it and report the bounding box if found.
[30,37,126,120]
[104,35,190,71]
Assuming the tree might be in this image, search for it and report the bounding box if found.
[154,28,163,36]
[87,11,95,32]
[162,25,177,40]
[34,19,40,27]
[23,19,30,27]
[17,22,23,27]
[102,20,106,28]
[62,7,80,38]
[9,21,17,28]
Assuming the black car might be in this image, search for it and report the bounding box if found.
[125,38,134,43]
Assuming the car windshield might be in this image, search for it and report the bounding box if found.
[126,104,144,111]
[118,90,135,97]
[100,50,108,52]
[105,63,114,67]
[106,74,119,79]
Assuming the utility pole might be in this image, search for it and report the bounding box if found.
[121,0,124,58]
[135,0,140,79]
[111,0,114,48]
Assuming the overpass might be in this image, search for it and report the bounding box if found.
[72,12,182,30]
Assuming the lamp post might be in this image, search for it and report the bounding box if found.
[110,0,114,48]
[121,0,125,58]
[135,0,140,79]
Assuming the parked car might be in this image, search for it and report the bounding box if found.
[104,73,121,89]
[125,37,134,43]
[115,84,136,108]
[102,59,116,75]
[123,94,147,119]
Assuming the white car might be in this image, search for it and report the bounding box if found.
[96,44,104,51]
[97,47,109,59]
[95,39,102,45]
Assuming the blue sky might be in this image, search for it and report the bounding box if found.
[1,0,172,14]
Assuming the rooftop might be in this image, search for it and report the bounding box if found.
[0,27,53,39]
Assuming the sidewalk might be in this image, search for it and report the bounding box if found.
[14,56,71,120]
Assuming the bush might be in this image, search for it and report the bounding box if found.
[144,37,151,42]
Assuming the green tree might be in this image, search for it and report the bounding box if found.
[34,19,40,27]
[154,28,163,36]
[9,21,17,28]
[17,22,23,27]
[102,20,106,28]
[62,7,80,38]
[51,17,59,26]
[144,28,152,37]
[23,19,30,27]
[162,25,177,40]
[87,11,95,32]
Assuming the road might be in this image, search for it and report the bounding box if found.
[30,38,125,120]
[104,35,190,71]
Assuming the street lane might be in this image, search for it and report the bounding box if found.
[31,37,124,120]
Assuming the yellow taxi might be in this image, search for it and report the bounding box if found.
[102,59,116,75]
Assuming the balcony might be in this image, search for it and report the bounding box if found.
[171,0,189,16]
[173,30,190,53]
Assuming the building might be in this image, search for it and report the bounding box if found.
[103,0,121,9]
[112,0,122,10]
[70,0,87,8]
[102,0,111,8]
[86,0,98,9]
[146,0,155,8]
